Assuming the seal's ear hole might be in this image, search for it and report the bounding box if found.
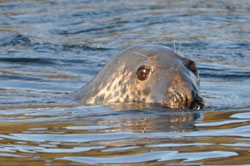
[186,60,198,76]
[136,66,151,81]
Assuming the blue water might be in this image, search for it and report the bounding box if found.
[0,0,250,165]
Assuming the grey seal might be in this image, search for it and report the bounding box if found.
[73,45,204,109]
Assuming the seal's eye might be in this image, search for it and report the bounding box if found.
[136,66,151,81]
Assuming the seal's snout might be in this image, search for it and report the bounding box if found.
[165,74,204,110]
[165,89,204,110]
[190,91,204,110]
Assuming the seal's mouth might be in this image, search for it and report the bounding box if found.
[164,91,204,110]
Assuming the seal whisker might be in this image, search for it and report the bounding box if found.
[132,52,149,59]
[178,42,182,55]
[173,41,176,53]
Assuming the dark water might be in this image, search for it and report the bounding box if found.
[0,0,250,165]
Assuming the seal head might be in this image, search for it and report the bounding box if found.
[73,45,204,109]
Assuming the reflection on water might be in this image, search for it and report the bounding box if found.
[0,106,250,165]
[0,0,250,165]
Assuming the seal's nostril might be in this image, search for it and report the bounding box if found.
[190,91,204,110]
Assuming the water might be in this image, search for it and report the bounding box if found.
[0,0,250,165]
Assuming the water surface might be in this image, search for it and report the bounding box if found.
[0,0,250,165]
